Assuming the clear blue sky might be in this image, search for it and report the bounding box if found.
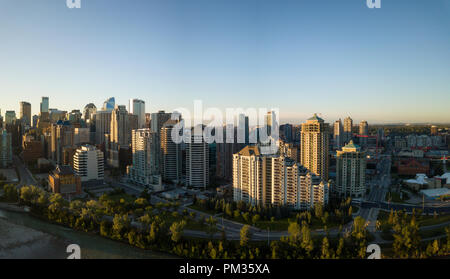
[0,0,449,124]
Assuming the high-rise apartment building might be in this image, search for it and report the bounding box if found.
[343,116,353,144]
[129,99,146,129]
[20,102,32,127]
[186,131,209,189]
[127,129,162,189]
[336,141,366,198]
[359,120,369,136]
[160,119,182,183]
[359,120,369,146]
[279,140,300,163]
[0,129,12,167]
[232,146,329,210]
[333,119,343,148]
[300,114,329,181]
[430,125,438,136]
[73,145,104,185]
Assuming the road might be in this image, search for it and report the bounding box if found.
[358,155,391,233]
[13,155,38,187]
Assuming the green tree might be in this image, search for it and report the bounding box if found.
[321,237,331,259]
[206,216,218,238]
[336,238,345,258]
[112,214,130,240]
[315,203,323,219]
[351,216,367,241]
[287,222,301,244]
[252,214,261,226]
[240,225,252,247]
[300,223,314,256]
[169,220,186,243]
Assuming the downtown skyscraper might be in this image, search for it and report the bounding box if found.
[186,129,209,189]
[160,119,182,183]
[129,99,146,129]
[20,101,31,127]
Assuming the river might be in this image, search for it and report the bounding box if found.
[0,207,175,259]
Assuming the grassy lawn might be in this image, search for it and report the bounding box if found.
[105,192,136,204]
[187,205,345,232]
[385,191,409,203]
[253,218,291,231]
[378,210,450,227]
[419,227,448,239]
[184,221,208,231]
[187,204,219,216]
[418,214,450,227]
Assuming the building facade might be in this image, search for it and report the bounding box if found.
[160,120,182,183]
[48,165,82,198]
[20,101,32,127]
[95,110,111,145]
[73,145,104,185]
[129,99,146,129]
[300,114,329,181]
[186,133,209,189]
[127,129,162,189]
[333,119,343,148]
[336,141,366,198]
[343,116,353,144]
[0,129,12,167]
[233,146,329,210]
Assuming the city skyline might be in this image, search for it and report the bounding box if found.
[1,0,450,124]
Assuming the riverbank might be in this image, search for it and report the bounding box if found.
[0,202,176,259]
[0,212,69,259]
[0,201,28,213]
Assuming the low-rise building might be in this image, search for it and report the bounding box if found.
[396,158,430,176]
[48,165,82,198]
[73,145,104,186]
